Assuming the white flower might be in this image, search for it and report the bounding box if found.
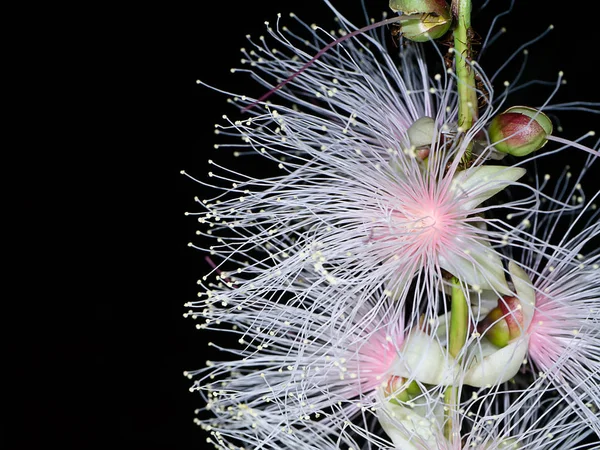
[189,3,549,346]
[465,386,599,449]
[186,0,600,448]
[188,284,410,449]
[458,173,600,431]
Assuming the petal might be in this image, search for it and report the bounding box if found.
[407,116,435,147]
[450,166,526,211]
[390,329,457,385]
[463,338,529,387]
[377,399,442,449]
[508,261,536,327]
[438,238,510,294]
[472,289,501,318]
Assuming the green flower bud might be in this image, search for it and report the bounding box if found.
[489,106,553,157]
[383,375,422,405]
[406,379,422,396]
[477,305,510,347]
[477,296,524,348]
[389,0,452,42]
[383,375,410,404]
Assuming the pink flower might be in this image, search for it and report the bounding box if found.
[187,285,413,449]
[464,184,600,432]
[185,0,600,447]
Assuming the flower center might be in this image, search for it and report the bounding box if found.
[528,293,575,368]
[349,326,405,393]
[401,201,451,248]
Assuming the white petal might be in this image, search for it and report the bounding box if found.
[508,261,536,327]
[450,166,526,211]
[390,329,457,385]
[407,116,435,147]
[438,238,510,294]
[463,338,529,387]
[471,289,501,318]
[377,399,442,449]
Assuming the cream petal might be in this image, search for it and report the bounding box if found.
[463,338,529,387]
[438,239,510,294]
[450,166,526,211]
[407,116,435,148]
[508,261,536,327]
[377,397,443,449]
[390,329,457,385]
[471,289,501,318]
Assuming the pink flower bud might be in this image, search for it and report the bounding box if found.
[497,295,524,340]
[489,106,553,156]
[389,0,452,42]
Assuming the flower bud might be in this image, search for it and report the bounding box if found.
[489,106,553,157]
[383,376,422,405]
[477,305,510,347]
[384,375,410,403]
[390,329,457,385]
[477,296,524,348]
[389,0,452,42]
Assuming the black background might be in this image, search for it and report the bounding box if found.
[11,1,598,449]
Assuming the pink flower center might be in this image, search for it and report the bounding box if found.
[528,293,575,369]
[372,195,455,261]
[399,199,454,255]
[347,325,404,394]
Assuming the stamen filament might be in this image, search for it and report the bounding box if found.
[242,14,426,112]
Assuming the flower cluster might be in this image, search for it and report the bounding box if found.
[184,1,600,448]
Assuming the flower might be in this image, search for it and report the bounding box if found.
[378,374,599,449]
[186,0,600,447]
[510,198,600,433]
[188,274,597,449]
[457,171,600,431]
[189,1,555,343]
[464,387,599,449]
[189,274,455,449]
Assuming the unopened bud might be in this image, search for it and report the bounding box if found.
[383,376,422,405]
[384,375,410,403]
[389,0,452,42]
[477,305,510,347]
[478,296,524,348]
[416,147,430,160]
[405,379,422,396]
[489,106,553,157]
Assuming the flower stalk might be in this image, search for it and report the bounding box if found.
[449,276,468,358]
[452,0,478,163]
[443,277,468,440]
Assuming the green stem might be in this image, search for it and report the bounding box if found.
[452,0,478,162]
[443,385,457,439]
[444,276,469,440]
[449,277,468,358]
